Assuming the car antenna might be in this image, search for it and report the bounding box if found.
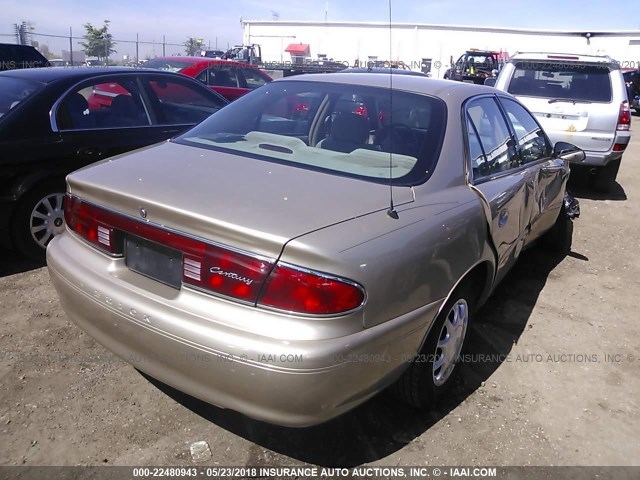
[386,0,399,220]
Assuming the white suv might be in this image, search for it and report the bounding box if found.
[492,52,631,192]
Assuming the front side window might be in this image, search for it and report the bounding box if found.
[58,78,149,130]
[499,97,551,164]
[177,81,447,186]
[508,61,612,102]
[145,76,226,125]
[466,96,518,178]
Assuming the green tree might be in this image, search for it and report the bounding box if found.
[81,20,116,63]
[184,37,203,56]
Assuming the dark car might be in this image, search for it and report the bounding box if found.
[0,67,228,258]
[144,57,272,101]
[0,43,50,71]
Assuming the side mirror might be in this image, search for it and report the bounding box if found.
[484,78,496,87]
[554,141,586,163]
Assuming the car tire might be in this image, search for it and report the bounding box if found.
[540,208,573,254]
[391,284,474,409]
[589,159,621,193]
[11,181,67,261]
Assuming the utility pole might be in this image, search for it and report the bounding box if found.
[69,26,73,65]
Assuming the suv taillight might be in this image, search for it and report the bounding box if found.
[617,101,631,131]
[64,194,365,315]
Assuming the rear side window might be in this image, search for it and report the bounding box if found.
[58,79,149,130]
[209,67,239,87]
[508,61,612,102]
[0,77,41,120]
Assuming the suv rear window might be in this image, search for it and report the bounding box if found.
[177,80,447,186]
[509,62,612,102]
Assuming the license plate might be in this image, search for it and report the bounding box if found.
[125,235,183,289]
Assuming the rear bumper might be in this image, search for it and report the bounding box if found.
[47,232,439,427]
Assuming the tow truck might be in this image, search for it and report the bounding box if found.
[443,49,505,84]
[223,44,347,77]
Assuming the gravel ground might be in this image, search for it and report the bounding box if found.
[0,136,639,468]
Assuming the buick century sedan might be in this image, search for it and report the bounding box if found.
[47,73,582,426]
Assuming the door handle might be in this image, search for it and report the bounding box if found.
[77,147,103,158]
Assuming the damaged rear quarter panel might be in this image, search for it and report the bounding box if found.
[279,185,493,329]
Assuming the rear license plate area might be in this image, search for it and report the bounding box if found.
[125,235,182,289]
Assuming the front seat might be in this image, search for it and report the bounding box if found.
[61,93,94,129]
[109,95,145,127]
[320,113,370,153]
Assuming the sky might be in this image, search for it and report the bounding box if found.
[2,0,639,60]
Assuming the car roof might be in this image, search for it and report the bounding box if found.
[277,72,500,102]
[150,56,259,69]
[0,66,185,83]
[509,52,616,64]
[340,67,428,77]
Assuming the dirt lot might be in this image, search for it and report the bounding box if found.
[1,137,639,469]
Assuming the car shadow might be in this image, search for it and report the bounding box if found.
[141,246,581,467]
[0,248,45,278]
[567,169,627,201]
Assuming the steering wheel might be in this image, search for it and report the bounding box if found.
[376,124,415,154]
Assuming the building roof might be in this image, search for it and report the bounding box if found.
[285,43,310,54]
[242,20,640,37]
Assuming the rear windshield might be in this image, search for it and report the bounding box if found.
[0,77,42,120]
[508,62,612,102]
[145,58,193,73]
[176,80,447,186]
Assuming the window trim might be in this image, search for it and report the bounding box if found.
[463,93,554,185]
[51,74,153,133]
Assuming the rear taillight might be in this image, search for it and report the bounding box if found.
[65,194,365,314]
[617,101,631,131]
[258,264,365,315]
[64,194,120,254]
[183,246,271,303]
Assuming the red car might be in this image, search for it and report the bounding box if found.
[145,57,272,101]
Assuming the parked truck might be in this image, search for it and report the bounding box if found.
[223,44,347,77]
[443,49,506,84]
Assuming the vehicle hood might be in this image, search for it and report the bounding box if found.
[66,141,414,258]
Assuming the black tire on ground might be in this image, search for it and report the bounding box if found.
[11,181,66,261]
[391,284,475,409]
[589,159,621,193]
[540,208,573,254]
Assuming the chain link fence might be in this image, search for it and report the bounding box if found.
[1,28,231,65]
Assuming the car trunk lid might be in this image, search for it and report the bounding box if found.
[66,140,414,259]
